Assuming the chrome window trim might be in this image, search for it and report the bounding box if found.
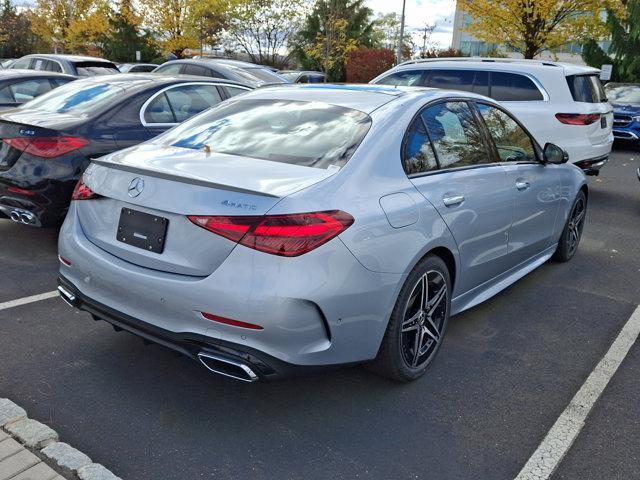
[139,82,247,128]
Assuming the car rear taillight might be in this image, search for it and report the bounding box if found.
[188,210,354,257]
[201,312,263,330]
[555,113,601,126]
[2,136,89,158]
[71,178,99,200]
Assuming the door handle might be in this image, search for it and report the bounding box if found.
[516,180,530,191]
[442,195,465,207]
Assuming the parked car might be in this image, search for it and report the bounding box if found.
[278,70,326,83]
[0,70,75,109]
[57,84,587,383]
[603,83,640,144]
[153,59,289,87]
[10,54,119,77]
[0,59,16,69]
[371,58,613,175]
[118,63,158,73]
[0,74,252,226]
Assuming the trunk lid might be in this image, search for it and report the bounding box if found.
[0,116,60,171]
[77,144,337,276]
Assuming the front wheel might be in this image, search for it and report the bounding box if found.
[368,255,451,382]
[553,190,587,262]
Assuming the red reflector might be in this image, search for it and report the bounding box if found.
[2,136,89,158]
[188,210,354,257]
[201,312,263,330]
[7,186,35,196]
[555,113,601,125]
[58,255,72,266]
[71,178,99,201]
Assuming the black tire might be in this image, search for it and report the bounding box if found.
[368,254,451,382]
[553,190,587,262]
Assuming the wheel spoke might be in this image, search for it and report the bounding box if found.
[574,207,585,225]
[412,326,425,367]
[419,274,428,310]
[426,283,446,317]
[402,311,421,332]
[423,316,441,342]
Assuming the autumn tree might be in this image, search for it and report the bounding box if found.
[371,12,416,60]
[0,0,44,57]
[459,0,625,59]
[225,0,307,68]
[30,0,110,53]
[294,0,376,81]
[138,0,198,56]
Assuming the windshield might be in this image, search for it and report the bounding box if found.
[158,99,371,170]
[20,80,124,116]
[605,84,640,105]
[74,62,120,77]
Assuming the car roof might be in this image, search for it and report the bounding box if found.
[21,54,114,63]
[230,83,483,114]
[70,73,252,92]
[279,70,325,75]
[162,58,268,70]
[0,69,76,79]
[392,57,600,77]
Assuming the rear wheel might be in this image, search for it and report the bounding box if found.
[369,255,451,382]
[553,191,587,262]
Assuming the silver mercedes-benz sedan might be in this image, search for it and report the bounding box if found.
[57,84,587,382]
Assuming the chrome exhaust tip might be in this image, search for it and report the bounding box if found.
[19,212,34,224]
[9,211,20,222]
[197,352,259,382]
[57,285,76,307]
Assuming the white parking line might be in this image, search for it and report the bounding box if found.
[0,291,59,311]
[515,305,640,480]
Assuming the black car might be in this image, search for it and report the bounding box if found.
[0,70,76,110]
[277,70,326,83]
[118,63,158,73]
[10,54,119,77]
[153,59,288,87]
[0,74,252,226]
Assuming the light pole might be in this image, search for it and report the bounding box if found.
[396,0,407,65]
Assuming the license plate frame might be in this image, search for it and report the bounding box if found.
[116,208,168,254]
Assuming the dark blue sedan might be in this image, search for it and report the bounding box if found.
[0,74,252,226]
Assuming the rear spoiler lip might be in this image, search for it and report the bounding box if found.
[91,159,280,198]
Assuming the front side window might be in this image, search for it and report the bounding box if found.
[490,72,544,101]
[375,70,425,87]
[21,81,123,117]
[10,79,52,103]
[158,99,372,170]
[421,101,490,169]
[12,58,32,69]
[476,103,536,162]
[164,84,222,122]
[225,86,250,97]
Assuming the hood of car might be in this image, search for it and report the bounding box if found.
[611,103,640,115]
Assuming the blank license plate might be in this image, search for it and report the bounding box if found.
[117,208,168,253]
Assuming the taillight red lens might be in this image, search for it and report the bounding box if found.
[201,312,263,330]
[188,210,354,257]
[555,113,601,125]
[2,136,89,158]
[71,178,99,200]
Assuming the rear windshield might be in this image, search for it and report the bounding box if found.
[225,65,287,85]
[567,74,607,103]
[20,81,123,116]
[159,99,372,169]
[73,61,119,77]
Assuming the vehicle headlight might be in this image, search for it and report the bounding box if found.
[633,115,640,122]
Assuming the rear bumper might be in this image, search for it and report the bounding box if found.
[574,155,609,176]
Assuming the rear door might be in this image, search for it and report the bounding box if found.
[475,101,561,265]
[405,100,513,294]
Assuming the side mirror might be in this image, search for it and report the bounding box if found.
[543,143,569,164]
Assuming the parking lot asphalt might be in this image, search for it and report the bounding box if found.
[0,148,639,480]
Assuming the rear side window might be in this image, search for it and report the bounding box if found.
[45,60,62,72]
[490,72,543,101]
[566,74,607,103]
[427,70,475,92]
[130,65,156,73]
[308,74,325,83]
[420,101,491,169]
[225,86,250,97]
[183,64,209,76]
[154,63,183,75]
[74,62,119,76]
[476,103,536,162]
[144,93,174,124]
[375,70,424,87]
[0,85,15,103]
[160,99,372,170]
[10,79,52,103]
[402,116,438,175]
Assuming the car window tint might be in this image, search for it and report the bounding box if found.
[566,74,607,103]
[403,115,438,175]
[144,92,175,124]
[375,70,424,86]
[477,103,536,162]
[155,63,183,74]
[427,69,475,92]
[165,84,222,122]
[298,75,309,83]
[160,99,371,170]
[0,85,15,103]
[225,86,250,97]
[32,58,45,71]
[308,74,324,83]
[10,79,52,103]
[473,71,489,96]
[490,72,543,101]
[12,58,32,69]
[183,64,209,76]
[421,101,490,169]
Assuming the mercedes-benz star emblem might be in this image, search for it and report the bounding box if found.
[128,177,144,198]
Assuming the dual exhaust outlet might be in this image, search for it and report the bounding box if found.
[8,209,36,225]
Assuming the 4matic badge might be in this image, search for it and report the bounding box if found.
[221,200,257,211]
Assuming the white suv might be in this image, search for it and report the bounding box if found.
[371,58,613,175]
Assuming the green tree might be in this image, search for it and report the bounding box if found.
[294,0,376,81]
[582,2,640,83]
[0,0,44,57]
[99,0,160,62]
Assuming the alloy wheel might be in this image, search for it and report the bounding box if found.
[566,196,586,256]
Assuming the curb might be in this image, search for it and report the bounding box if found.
[0,398,121,480]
